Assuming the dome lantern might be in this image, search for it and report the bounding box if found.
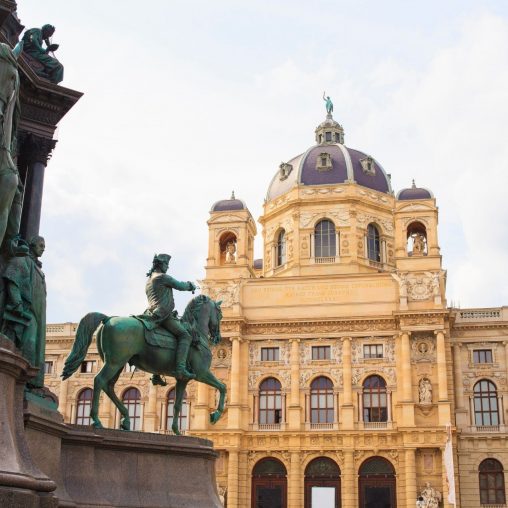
[314,113,344,145]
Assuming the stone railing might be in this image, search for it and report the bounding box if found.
[361,421,391,430]
[257,423,281,431]
[455,308,505,322]
[468,425,505,433]
[313,256,337,264]
[46,322,78,336]
[309,422,334,430]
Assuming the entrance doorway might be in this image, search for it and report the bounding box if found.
[251,458,287,508]
[358,457,396,508]
[304,457,341,508]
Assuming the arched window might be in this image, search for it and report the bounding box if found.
[362,375,387,422]
[359,456,396,507]
[304,457,341,508]
[76,388,93,425]
[474,380,499,426]
[367,224,381,262]
[276,230,286,267]
[122,388,142,431]
[314,220,336,258]
[479,459,506,505]
[259,378,282,425]
[310,377,334,424]
[252,458,287,508]
[167,387,188,432]
[407,221,427,256]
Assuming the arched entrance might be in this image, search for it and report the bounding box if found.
[359,457,396,508]
[251,458,287,508]
[305,457,341,508]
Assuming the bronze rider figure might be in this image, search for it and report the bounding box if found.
[145,253,196,384]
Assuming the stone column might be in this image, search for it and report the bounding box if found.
[453,343,468,427]
[342,450,355,508]
[144,382,158,432]
[435,330,451,424]
[288,339,301,430]
[18,134,56,240]
[399,331,415,426]
[405,448,417,506]
[227,450,239,508]
[341,337,354,429]
[193,377,209,430]
[288,451,301,508]
[228,337,241,429]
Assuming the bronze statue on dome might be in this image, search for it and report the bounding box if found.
[323,91,333,115]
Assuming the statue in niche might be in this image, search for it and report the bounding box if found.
[418,378,432,404]
[420,482,442,508]
[225,241,236,263]
[22,24,64,84]
[323,91,333,115]
[430,272,440,298]
[411,232,426,256]
[1,236,47,388]
[0,41,28,257]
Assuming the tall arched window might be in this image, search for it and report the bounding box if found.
[76,388,93,425]
[252,458,287,508]
[474,380,499,426]
[276,230,286,267]
[259,378,282,425]
[367,224,381,262]
[122,387,142,431]
[359,457,396,507]
[479,459,506,505]
[314,219,336,258]
[304,457,341,508]
[310,377,334,424]
[363,375,387,422]
[167,387,188,432]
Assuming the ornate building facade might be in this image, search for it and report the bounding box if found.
[44,113,508,508]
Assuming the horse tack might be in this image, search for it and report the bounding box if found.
[62,295,226,435]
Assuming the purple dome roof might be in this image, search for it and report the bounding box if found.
[267,144,392,200]
[397,181,433,200]
[211,192,246,212]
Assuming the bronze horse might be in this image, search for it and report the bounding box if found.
[62,295,226,434]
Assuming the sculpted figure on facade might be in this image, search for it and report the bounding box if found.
[411,232,425,256]
[418,377,432,404]
[420,482,442,508]
[224,241,236,263]
[1,236,47,388]
[199,279,240,308]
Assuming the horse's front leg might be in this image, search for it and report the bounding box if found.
[172,378,189,435]
[196,371,227,425]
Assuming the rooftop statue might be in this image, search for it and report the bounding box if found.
[62,253,226,435]
[22,24,64,84]
[1,236,47,388]
[323,91,333,115]
[0,41,28,257]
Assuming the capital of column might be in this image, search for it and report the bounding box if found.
[341,336,352,343]
[452,342,463,349]
[18,132,57,166]
[289,338,301,344]
[434,329,446,336]
[229,336,242,343]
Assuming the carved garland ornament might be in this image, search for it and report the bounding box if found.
[199,280,240,308]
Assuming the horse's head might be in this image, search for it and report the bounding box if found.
[208,298,222,345]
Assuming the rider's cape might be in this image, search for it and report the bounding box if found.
[133,313,176,350]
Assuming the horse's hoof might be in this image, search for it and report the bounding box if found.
[120,420,131,431]
[172,427,181,436]
[92,421,104,429]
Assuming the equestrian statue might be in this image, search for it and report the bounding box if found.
[62,253,226,435]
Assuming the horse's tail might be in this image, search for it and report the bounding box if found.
[61,312,109,380]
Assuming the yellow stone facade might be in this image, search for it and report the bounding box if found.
[44,116,508,508]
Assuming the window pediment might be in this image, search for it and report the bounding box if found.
[316,152,333,172]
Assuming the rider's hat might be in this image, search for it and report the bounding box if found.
[153,253,171,264]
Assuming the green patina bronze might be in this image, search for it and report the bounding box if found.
[62,255,226,434]
[1,236,47,388]
[0,41,27,257]
[22,24,64,84]
[323,91,333,115]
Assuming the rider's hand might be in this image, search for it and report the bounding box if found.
[188,281,196,291]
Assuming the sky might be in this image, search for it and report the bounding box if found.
[19,0,508,322]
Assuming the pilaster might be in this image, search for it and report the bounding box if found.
[288,339,301,430]
[342,450,355,508]
[398,331,415,426]
[227,450,239,508]
[341,337,354,429]
[435,330,451,424]
[405,448,417,507]
[227,337,242,429]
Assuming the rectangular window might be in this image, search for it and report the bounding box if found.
[325,132,332,142]
[363,344,383,359]
[44,361,53,374]
[80,360,96,373]
[261,347,280,362]
[312,346,331,360]
[473,350,493,363]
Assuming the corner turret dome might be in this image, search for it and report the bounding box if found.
[211,191,247,212]
[397,180,433,200]
[267,113,392,201]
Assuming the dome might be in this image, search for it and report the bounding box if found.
[211,191,246,212]
[267,124,392,201]
[397,180,433,200]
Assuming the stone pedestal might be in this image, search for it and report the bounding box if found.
[0,334,57,507]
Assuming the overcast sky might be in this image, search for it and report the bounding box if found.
[20,0,508,322]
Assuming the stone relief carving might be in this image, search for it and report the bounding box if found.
[212,341,232,368]
[392,271,442,302]
[209,214,243,224]
[279,370,291,390]
[329,369,343,387]
[356,213,394,234]
[352,367,396,386]
[418,378,432,404]
[411,336,436,362]
[351,337,394,364]
[300,370,313,388]
[248,370,261,389]
[248,341,290,366]
[199,280,240,308]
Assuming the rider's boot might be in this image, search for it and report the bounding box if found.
[175,336,196,380]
